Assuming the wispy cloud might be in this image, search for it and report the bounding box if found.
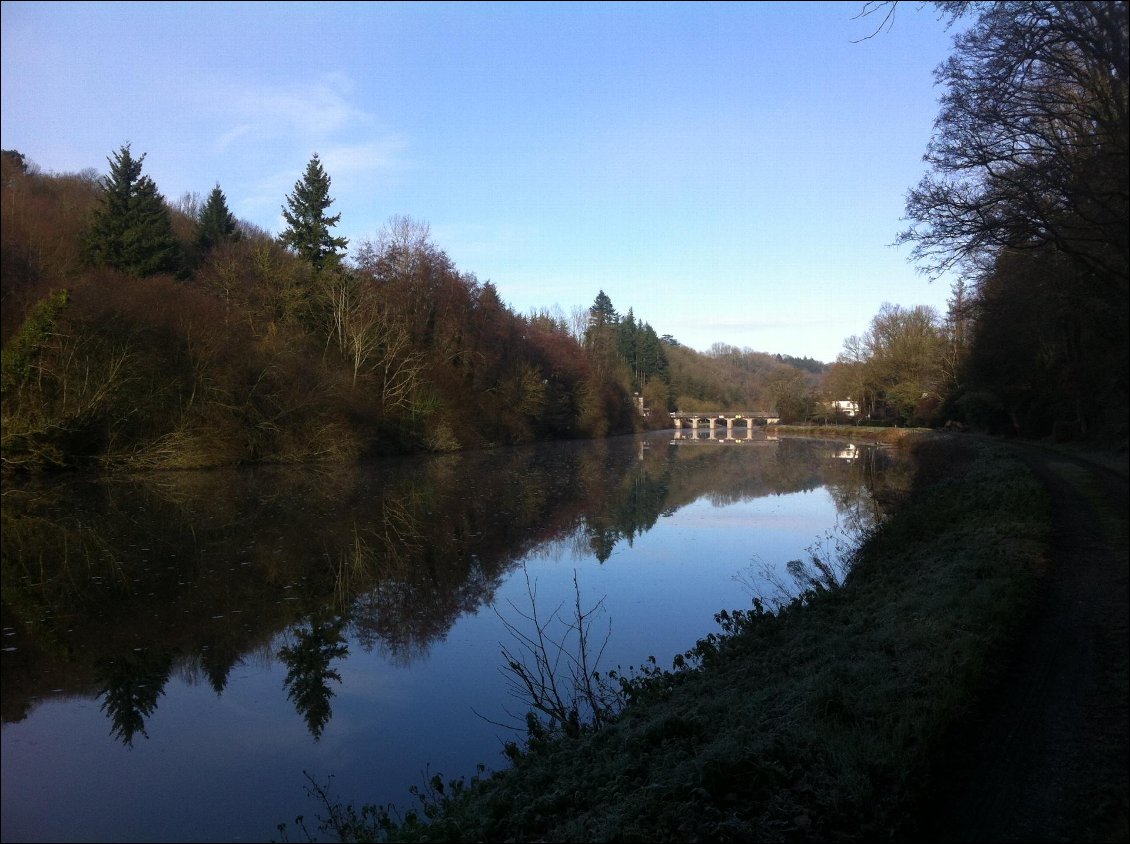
[254,84,365,136]
[215,124,255,152]
[211,76,372,151]
[320,139,408,182]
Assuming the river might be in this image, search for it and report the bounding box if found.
[0,431,912,842]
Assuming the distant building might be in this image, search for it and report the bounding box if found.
[828,399,860,417]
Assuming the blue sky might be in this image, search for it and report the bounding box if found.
[2,1,962,361]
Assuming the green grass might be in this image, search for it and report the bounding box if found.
[773,423,933,445]
[282,435,1050,843]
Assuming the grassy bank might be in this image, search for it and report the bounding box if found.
[773,423,933,445]
[286,434,1049,842]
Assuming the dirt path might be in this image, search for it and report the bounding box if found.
[926,442,1128,842]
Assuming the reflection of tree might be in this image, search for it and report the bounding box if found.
[4,433,917,733]
[96,649,174,746]
[824,446,914,541]
[586,526,620,563]
[580,455,674,562]
[278,619,348,740]
[348,550,505,667]
[198,641,242,695]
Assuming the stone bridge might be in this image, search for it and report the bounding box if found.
[669,411,781,439]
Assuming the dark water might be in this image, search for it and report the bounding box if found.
[0,431,911,842]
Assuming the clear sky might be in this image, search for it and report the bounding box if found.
[2,1,962,361]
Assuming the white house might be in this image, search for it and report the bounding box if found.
[828,399,860,417]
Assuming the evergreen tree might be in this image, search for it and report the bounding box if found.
[617,308,639,380]
[638,322,669,383]
[85,144,183,277]
[279,153,348,271]
[589,290,618,329]
[584,290,620,375]
[196,184,240,252]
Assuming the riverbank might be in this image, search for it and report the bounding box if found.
[773,423,932,445]
[281,431,1129,842]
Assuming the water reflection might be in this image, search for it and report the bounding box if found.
[1,434,912,745]
[279,619,349,741]
[97,648,173,746]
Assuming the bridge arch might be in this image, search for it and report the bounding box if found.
[669,411,780,441]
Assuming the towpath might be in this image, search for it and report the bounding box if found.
[926,441,1128,842]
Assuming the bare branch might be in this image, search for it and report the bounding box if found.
[851,0,900,43]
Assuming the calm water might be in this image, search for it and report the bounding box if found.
[1,431,911,842]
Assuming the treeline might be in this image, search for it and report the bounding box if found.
[1,148,658,470]
[807,2,1127,441]
[664,342,827,422]
[0,142,841,475]
[888,1,1126,440]
[927,2,1127,441]
[545,291,829,423]
[823,302,951,428]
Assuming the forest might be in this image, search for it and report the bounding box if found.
[0,146,831,472]
[2,0,1126,471]
[888,0,1128,442]
[0,147,633,470]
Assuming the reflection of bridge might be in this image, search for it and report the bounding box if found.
[669,411,781,437]
[668,413,777,429]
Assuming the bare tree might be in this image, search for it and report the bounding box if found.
[492,568,620,740]
[898,2,1129,284]
[883,2,1127,436]
[319,270,423,396]
[353,214,435,280]
[173,190,203,220]
[569,304,590,345]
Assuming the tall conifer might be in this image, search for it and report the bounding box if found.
[85,144,183,277]
[196,184,240,252]
[279,154,348,271]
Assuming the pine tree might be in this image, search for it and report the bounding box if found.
[589,290,618,328]
[279,153,348,271]
[85,144,183,277]
[196,184,240,252]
